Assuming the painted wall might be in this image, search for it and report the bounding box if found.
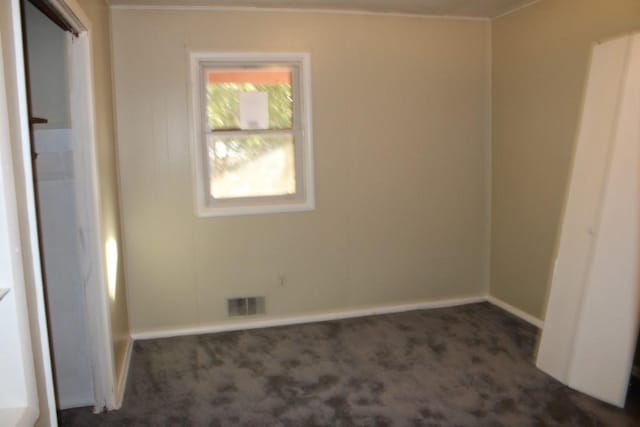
[491,0,640,319]
[73,0,131,391]
[111,9,491,333]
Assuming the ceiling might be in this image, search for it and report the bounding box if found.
[108,0,540,19]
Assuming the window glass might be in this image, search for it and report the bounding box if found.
[191,53,313,216]
[207,134,295,199]
[206,68,293,131]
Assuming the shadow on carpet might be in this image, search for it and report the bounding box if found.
[59,303,639,426]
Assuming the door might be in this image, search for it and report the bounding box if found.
[537,32,640,407]
[21,0,95,409]
[0,24,43,425]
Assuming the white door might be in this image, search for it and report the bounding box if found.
[23,2,95,408]
[0,27,41,425]
[537,33,640,407]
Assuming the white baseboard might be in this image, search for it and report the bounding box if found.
[130,294,543,342]
[486,295,544,328]
[57,396,95,411]
[114,337,133,410]
[131,295,487,340]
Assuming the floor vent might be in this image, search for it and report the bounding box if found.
[227,296,266,317]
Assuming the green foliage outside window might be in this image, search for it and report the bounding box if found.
[207,83,294,176]
[207,83,293,130]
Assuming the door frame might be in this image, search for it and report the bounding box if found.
[10,0,117,414]
[0,24,41,426]
[63,9,117,411]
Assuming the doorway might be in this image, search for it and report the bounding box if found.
[21,0,94,410]
[15,0,118,416]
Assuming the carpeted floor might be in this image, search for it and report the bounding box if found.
[59,303,639,426]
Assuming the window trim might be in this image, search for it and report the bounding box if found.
[189,52,315,217]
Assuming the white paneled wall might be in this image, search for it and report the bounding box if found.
[111,9,491,334]
[34,129,94,409]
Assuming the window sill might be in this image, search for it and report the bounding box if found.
[196,200,314,218]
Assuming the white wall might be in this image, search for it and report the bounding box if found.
[111,9,491,334]
[33,129,94,409]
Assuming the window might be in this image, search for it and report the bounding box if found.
[190,52,314,217]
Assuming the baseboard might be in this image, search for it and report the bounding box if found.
[57,396,95,411]
[486,295,544,328]
[114,337,133,410]
[131,295,487,340]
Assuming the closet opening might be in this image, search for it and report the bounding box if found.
[19,0,117,415]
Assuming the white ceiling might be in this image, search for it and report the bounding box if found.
[109,0,540,19]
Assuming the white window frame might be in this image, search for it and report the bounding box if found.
[189,52,315,217]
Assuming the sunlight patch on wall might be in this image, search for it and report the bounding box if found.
[106,237,119,301]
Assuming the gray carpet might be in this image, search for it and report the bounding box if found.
[59,303,639,426]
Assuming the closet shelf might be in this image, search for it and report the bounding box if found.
[30,117,48,124]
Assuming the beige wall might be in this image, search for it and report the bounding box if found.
[491,0,640,319]
[111,10,491,333]
[74,0,131,384]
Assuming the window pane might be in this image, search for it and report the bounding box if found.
[208,134,296,199]
[206,68,293,131]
